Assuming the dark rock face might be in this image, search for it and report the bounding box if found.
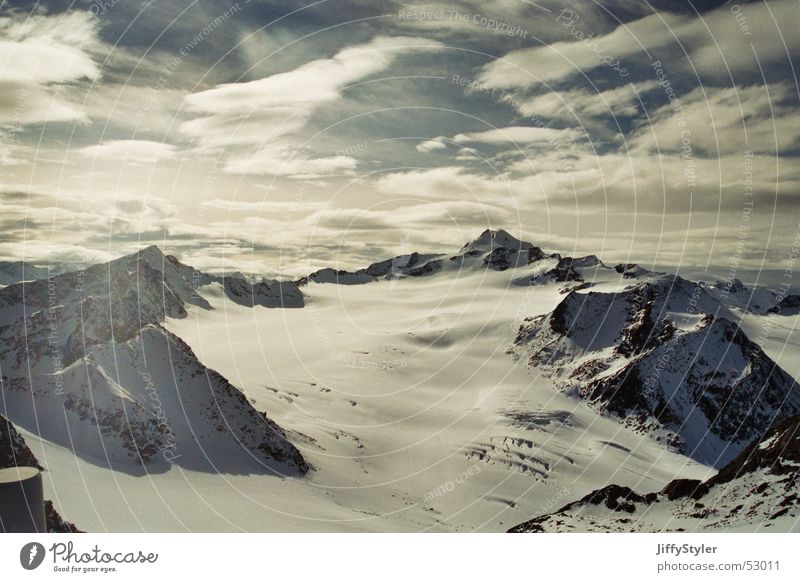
[547,257,584,283]
[303,252,445,284]
[709,414,800,485]
[614,263,649,278]
[575,484,656,513]
[768,295,800,315]
[364,252,430,277]
[1,414,81,532]
[483,245,547,271]
[715,278,747,294]
[0,246,206,367]
[507,484,656,532]
[406,259,444,277]
[660,479,708,501]
[45,501,81,533]
[510,276,800,465]
[219,275,304,308]
[0,414,43,470]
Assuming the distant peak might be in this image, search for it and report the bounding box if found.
[104,244,166,268]
[129,245,168,264]
[461,229,532,252]
[137,244,165,256]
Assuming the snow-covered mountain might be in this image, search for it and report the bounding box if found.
[299,229,607,286]
[508,414,800,532]
[0,260,55,286]
[508,273,800,466]
[3,231,799,532]
[0,246,308,473]
[706,277,783,314]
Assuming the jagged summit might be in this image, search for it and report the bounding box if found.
[134,243,166,259]
[509,274,800,466]
[459,228,533,254]
[302,229,575,284]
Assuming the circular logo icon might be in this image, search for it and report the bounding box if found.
[20,542,46,570]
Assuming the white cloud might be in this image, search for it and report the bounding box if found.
[221,144,357,178]
[478,0,800,89]
[200,199,325,213]
[376,166,513,199]
[416,138,447,153]
[182,35,442,147]
[632,84,800,155]
[78,140,178,164]
[0,143,27,166]
[0,11,99,125]
[452,126,584,146]
[304,200,512,232]
[455,146,480,161]
[518,82,658,121]
[182,35,442,176]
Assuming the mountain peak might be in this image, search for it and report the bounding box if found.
[461,229,532,253]
[134,244,166,262]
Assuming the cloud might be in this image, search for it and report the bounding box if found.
[200,199,326,213]
[181,35,442,176]
[221,145,358,178]
[182,35,442,145]
[632,84,800,155]
[304,199,513,232]
[518,81,658,121]
[78,140,179,164]
[416,138,447,153]
[409,126,588,167]
[0,143,27,166]
[0,11,100,84]
[477,11,679,89]
[478,0,800,90]
[375,166,507,199]
[0,11,99,125]
[0,188,183,264]
[452,126,584,146]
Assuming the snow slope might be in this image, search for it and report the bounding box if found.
[161,259,710,531]
[509,414,800,532]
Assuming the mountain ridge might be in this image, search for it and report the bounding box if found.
[509,414,800,532]
[0,247,309,474]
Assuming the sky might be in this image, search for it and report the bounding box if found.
[1,0,799,280]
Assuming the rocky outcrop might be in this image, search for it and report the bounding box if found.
[769,295,800,315]
[1,413,81,532]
